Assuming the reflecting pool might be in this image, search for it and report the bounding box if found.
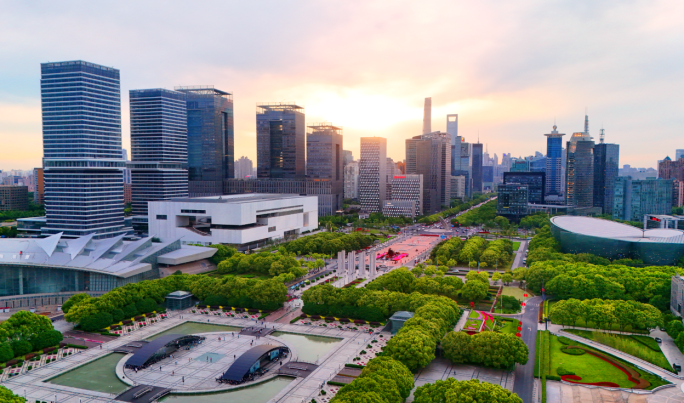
[271,331,341,362]
[160,376,293,402]
[146,322,242,340]
[47,353,128,394]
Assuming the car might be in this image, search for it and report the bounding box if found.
[674,363,682,372]
[655,337,662,343]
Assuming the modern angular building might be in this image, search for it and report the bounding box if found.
[128,89,188,222]
[405,132,451,213]
[175,86,234,196]
[503,172,546,204]
[471,143,483,194]
[565,132,595,208]
[451,176,466,200]
[593,137,620,215]
[510,159,530,172]
[40,60,128,239]
[613,177,673,222]
[306,123,344,213]
[256,103,305,179]
[344,161,360,200]
[383,174,423,217]
[545,125,565,196]
[496,184,529,219]
[359,137,387,213]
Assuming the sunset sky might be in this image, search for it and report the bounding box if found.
[1,0,683,171]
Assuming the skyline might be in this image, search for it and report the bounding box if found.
[2,0,684,171]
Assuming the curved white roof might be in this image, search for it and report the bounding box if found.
[551,216,684,244]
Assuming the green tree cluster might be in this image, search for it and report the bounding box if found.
[432,236,513,268]
[331,356,414,403]
[0,311,63,363]
[281,232,375,255]
[452,199,497,227]
[207,244,237,265]
[442,331,528,369]
[216,251,308,282]
[0,385,26,403]
[549,298,662,332]
[384,299,461,371]
[319,214,358,228]
[63,274,288,328]
[365,268,463,300]
[418,194,493,225]
[665,316,684,352]
[0,226,18,238]
[523,260,675,309]
[413,378,522,403]
[518,212,551,230]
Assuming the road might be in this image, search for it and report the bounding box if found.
[513,295,542,403]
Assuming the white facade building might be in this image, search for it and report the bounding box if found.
[148,194,318,249]
[344,161,360,199]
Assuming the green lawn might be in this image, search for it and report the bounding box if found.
[494,317,519,334]
[468,310,481,319]
[547,301,648,334]
[512,241,521,251]
[541,331,669,390]
[502,286,528,299]
[565,329,673,372]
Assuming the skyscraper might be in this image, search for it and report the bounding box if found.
[405,132,451,213]
[566,130,595,208]
[41,60,127,239]
[544,125,565,196]
[613,177,673,221]
[422,97,432,135]
[593,130,619,215]
[344,161,360,199]
[175,86,234,196]
[677,150,684,161]
[306,123,344,213]
[471,143,483,193]
[129,88,188,219]
[504,172,546,204]
[256,103,305,179]
[359,137,387,213]
[235,156,254,179]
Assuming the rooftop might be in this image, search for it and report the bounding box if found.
[551,216,684,244]
[169,193,313,204]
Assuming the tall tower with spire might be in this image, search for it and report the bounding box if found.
[545,124,565,197]
[422,97,431,134]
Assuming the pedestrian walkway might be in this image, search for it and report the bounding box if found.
[453,309,470,332]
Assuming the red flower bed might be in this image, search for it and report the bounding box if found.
[561,375,619,387]
[559,346,650,389]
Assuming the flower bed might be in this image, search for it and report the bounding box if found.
[342,278,366,288]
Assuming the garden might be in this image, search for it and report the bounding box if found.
[463,310,496,334]
[535,331,669,390]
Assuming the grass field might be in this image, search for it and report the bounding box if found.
[494,317,519,334]
[512,241,521,251]
[538,331,669,389]
[547,301,648,334]
[565,329,673,372]
[502,286,528,299]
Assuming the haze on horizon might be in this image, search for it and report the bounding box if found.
[1,0,683,171]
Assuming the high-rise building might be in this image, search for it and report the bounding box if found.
[256,103,305,180]
[359,137,387,213]
[405,132,451,213]
[677,150,684,161]
[342,150,354,165]
[451,176,466,200]
[122,149,131,185]
[497,184,529,218]
[471,143,483,193]
[613,177,673,221]
[482,165,494,190]
[41,60,127,239]
[673,180,684,208]
[344,161,360,200]
[383,174,423,217]
[659,157,684,182]
[235,156,254,179]
[504,172,546,204]
[422,97,432,135]
[566,130,595,208]
[593,133,619,215]
[128,88,189,219]
[175,86,234,196]
[0,186,28,211]
[33,168,44,205]
[510,159,530,172]
[545,125,565,197]
[306,123,343,212]
[446,114,458,145]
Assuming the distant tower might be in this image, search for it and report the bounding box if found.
[600,128,605,144]
[544,125,565,196]
[422,98,432,134]
[584,113,590,136]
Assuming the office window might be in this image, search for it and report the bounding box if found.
[156,215,167,220]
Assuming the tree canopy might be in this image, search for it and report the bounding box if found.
[331,356,414,403]
[549,298,662,331]
[413,378,523,403]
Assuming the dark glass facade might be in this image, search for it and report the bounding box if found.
[593,143,620,215]
[256,103,305,179]
[471,144,483,193]
[175,86,234,196]
[306,124,343,212]
[496,184,528,218]
[41,60,126,239]
[405,133,451,213]
[129,89,188,217]
[545,130,564,196]
[504,172,546,204]
[566,139,594,208]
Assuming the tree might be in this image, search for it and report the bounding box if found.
[460,280,488,302]
[492,272,502,284]
[80,312,113,332]
[62,293,90,314]
[10,339,32,357]
[32,330,63,350]
[123,303,138,319]
[360,357,414,399]
[0,385,26,403]
[446,259,457,268]
[365,268,415,293]
[414,378,522,403]
[441,331,470,363]
[502,273,513,285]
[111,309,125,323]
[208,244,237,265]
[0,343,13,363]
[385,328,437,372]
[468,332,528,368]
[0,311,54,342]
[136,298,158,314]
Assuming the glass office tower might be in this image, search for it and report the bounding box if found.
[129,89,188,219]
[471,143,483,193]
[175,86,233,196]
[40,61,127,239]
[545,125,565,196]
[256,103,306,179]
[593,142,620,215]
[359,137,387,213]
[566,133,595,208]
[306,123,344,215]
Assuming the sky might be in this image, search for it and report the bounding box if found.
[1,0,684,171]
